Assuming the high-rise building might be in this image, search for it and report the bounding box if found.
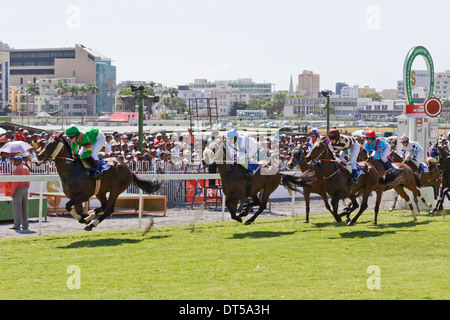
[0,50,10,112]
[0,43,116,115]
[297,70,320,97]
[335,82,348,96]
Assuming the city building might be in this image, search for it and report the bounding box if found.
[335,82,348,96]
[0,50,10,112]
[358,99,405,120]
[284,97,327,118]
[189,78,272,100]
[358,86,376,97]
[340,85,359,98]
[297,70,320,97]
[0,43,116,115]
[434,70,450,101]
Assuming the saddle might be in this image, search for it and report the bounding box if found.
[80,158,110,179]
[338,161,364,178]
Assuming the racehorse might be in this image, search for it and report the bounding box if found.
[430,145,450,214]
[366,157,431,224]
[305,137,379,225]
[389,151,439,212]
[288,146,335,223]
[37,133,162,231]
[202,140,314,225]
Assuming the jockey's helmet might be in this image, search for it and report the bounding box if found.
[446,132,450,139]
[365,130,376,139]
[226,129,238,140]
[400,134,409,144]
[65,126,80,137]
[308,128,320,137]
[328,129,340,140]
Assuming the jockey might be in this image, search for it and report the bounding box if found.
[400,134,424,171]
[306,127,333,153]
[225,129,258,177]
[306,128,320,152]
[364,130,393,169]
[328,129,360,185]
[65,126,106,179]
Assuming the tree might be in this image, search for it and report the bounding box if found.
[26,83,40,115]
[55,81,69,115]
[167,87,179,115]
[365,92,383,101]
[272,91,287,114]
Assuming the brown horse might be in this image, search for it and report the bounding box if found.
[37,133,162,231]
[203,140,314,225]
[305,137,379,226]
[288,146,335,223]
[366,158,431,224]
[389,151,439,212]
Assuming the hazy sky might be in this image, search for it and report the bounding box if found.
[1,0,449,92]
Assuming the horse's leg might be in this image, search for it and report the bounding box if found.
[319,190,334,221]
[390,192,399,212]
[430,186,446,215]
[239,196,260,218]
[394,186,417,221]
[330,194,343,223]
[225,192,243,223]
[372,188,384,226]
[245,187,274,225]
[348,190,370,226]
[303,191,311,223]
[84,191,120,231]
[342,197,359,224]
[65,193,93,224]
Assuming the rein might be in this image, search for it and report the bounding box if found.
[312,141,346,179]
[50,135,75,162]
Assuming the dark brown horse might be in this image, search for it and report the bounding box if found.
[430,145,450,214]
[288,146,334,223]
[305,137,379,225]
[203,140,314,225]
[37,133,161,231]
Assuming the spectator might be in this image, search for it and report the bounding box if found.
[104,135,113,154]
[14,127,26,142]
[10,156,31,231]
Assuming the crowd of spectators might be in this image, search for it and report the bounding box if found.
[2,126,450,176]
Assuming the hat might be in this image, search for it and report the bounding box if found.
[150,149,156,153]
[12,156,23,161]
[65,126,80,137]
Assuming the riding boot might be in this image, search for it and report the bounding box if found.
[351,169,358,185]
[86,157,102,180]
[383,161,394,169]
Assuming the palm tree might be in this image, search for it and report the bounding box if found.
[168,87,179,115]
[67,85,79,117]
[87,83,100,115]
[55,81,69,128]
[26,83,40,115]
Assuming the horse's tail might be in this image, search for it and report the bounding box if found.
[280,171,314,193]
[379,167,408,188]
[132,173,162,194]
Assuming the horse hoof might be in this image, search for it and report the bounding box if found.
[84,225,93,232]
[244,220,253,226]
[304,220,310,224]
[85,211,96,224]
[389,207,394,212]
[347,221,355,226]
[345,218,351,224]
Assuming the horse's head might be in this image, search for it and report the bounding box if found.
[36,133,68,164]
[288,147,305,170]
[202,139,226,166]
[305,137,330,165]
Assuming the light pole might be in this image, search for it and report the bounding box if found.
[322,91,331,134]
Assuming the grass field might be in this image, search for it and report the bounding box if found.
[0,210,448,300]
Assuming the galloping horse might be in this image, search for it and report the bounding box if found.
[430,145,450,214]
[37,133,162,231]
[366,157,431,224]
[288,146,334,223]
[305,137,379,225]
[203,140,314,225]
[389,151,439,212]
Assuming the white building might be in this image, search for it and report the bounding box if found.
[340,85,359,98]
[435,70,450,101]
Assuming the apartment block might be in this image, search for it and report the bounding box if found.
[297,70,320,97]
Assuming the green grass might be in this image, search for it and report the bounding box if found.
[0,210,448,300]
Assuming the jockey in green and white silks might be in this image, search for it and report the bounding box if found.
[65,126,106,178]
[225,129,258,176]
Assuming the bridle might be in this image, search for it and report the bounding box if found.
[290,147,305,166]
[309,139,344,180]
[46,135,75,162]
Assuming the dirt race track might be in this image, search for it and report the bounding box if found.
[0,196,386,239]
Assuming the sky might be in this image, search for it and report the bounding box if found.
[1,0,449,92]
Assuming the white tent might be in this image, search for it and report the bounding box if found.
[36,111,52,118]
